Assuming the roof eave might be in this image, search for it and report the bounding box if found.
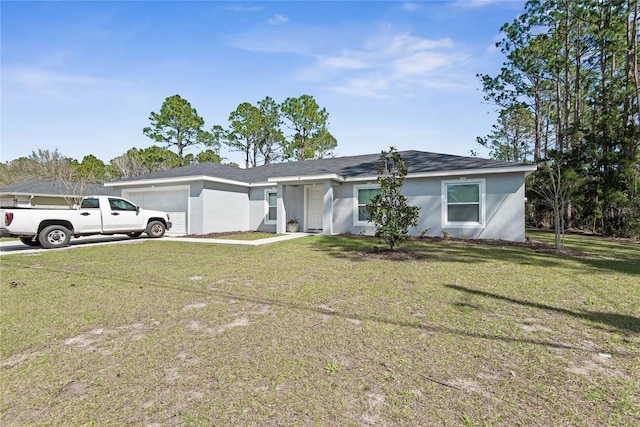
[409,164,538,179]
[105,175,251,188]
[267,174,345,184]
[343,164,538,182]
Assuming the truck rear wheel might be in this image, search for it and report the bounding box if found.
[20,237,41,247]
[146,221,166,238]
[39,225,72,249]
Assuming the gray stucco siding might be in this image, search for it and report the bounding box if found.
[330,173,527,241]
[401,179,441,237]
[331,181,375,236]
[187,183,205,235]
[284,185,305,230]
[477,173,526,241]
[200,182,249,233]
[249,187,276,232]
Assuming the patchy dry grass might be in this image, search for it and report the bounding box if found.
[1,232,638,426]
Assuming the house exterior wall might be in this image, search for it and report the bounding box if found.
[249,185,305,233]
[249,186,276,233]
[188,183,204,235]
[331,172,527,242]
[286,185,305,228]
[477,172,526,241]
[200,182,249,234]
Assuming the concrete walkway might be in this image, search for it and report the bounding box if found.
[163,232,312,246]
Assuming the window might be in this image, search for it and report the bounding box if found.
[354,185,381,224]
[108,198,137,211]
[442,180,485,226]
[80,198,100,209]
[265,190,277,223]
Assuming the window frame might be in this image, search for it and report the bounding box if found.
[265,189,277,224]
[80,197,100,209]
[441,179,486,228]
[353,184,381,226]
[108,197,138,212]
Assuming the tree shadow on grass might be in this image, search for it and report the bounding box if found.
[445,284,640,334]
[310,235,640,276]
[311,235,575,270]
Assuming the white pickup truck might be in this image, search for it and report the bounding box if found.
[1,195,172,249]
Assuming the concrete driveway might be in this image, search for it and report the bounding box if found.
[0,233,311,255]
[0,235,143,255]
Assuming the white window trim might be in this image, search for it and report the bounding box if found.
[265,189,277,224]
[441,179,486,228]
[353,184,380,226]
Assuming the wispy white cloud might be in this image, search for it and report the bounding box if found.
[311,34,468,98]
[484,33,503,55]
[268,14,288,26]
[401,3,422,12]
[454,0,499,9]
[382,35,453,54]
[332,74,391,98]
[3,66,125,101]
[226,5,263,12]
[231,26,471,99]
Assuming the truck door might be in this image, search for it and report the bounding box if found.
[77,198,103,233]
[103,197,146,232]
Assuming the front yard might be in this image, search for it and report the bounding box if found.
[1,232,638,426]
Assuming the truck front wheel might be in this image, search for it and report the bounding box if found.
[39,225,72,249]
[146,221,166,238]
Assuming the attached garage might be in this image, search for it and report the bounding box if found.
[123,185,189,235]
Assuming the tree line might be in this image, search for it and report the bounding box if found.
[476,0,639,238]
[1,94,337,185]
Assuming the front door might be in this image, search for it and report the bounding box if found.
[306,186,324,231]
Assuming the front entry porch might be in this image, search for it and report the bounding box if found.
[275,181,335,235]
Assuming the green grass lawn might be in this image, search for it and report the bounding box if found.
[1,232,638,426]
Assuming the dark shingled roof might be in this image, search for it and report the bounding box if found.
[0,180,119,196]
[110,150,530,185]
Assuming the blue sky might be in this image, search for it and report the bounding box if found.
[1,1,526,166]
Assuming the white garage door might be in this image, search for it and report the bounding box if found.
[124,187,188,234]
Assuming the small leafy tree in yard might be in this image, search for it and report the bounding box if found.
[366,147,420,250]
[531,155,584,251]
